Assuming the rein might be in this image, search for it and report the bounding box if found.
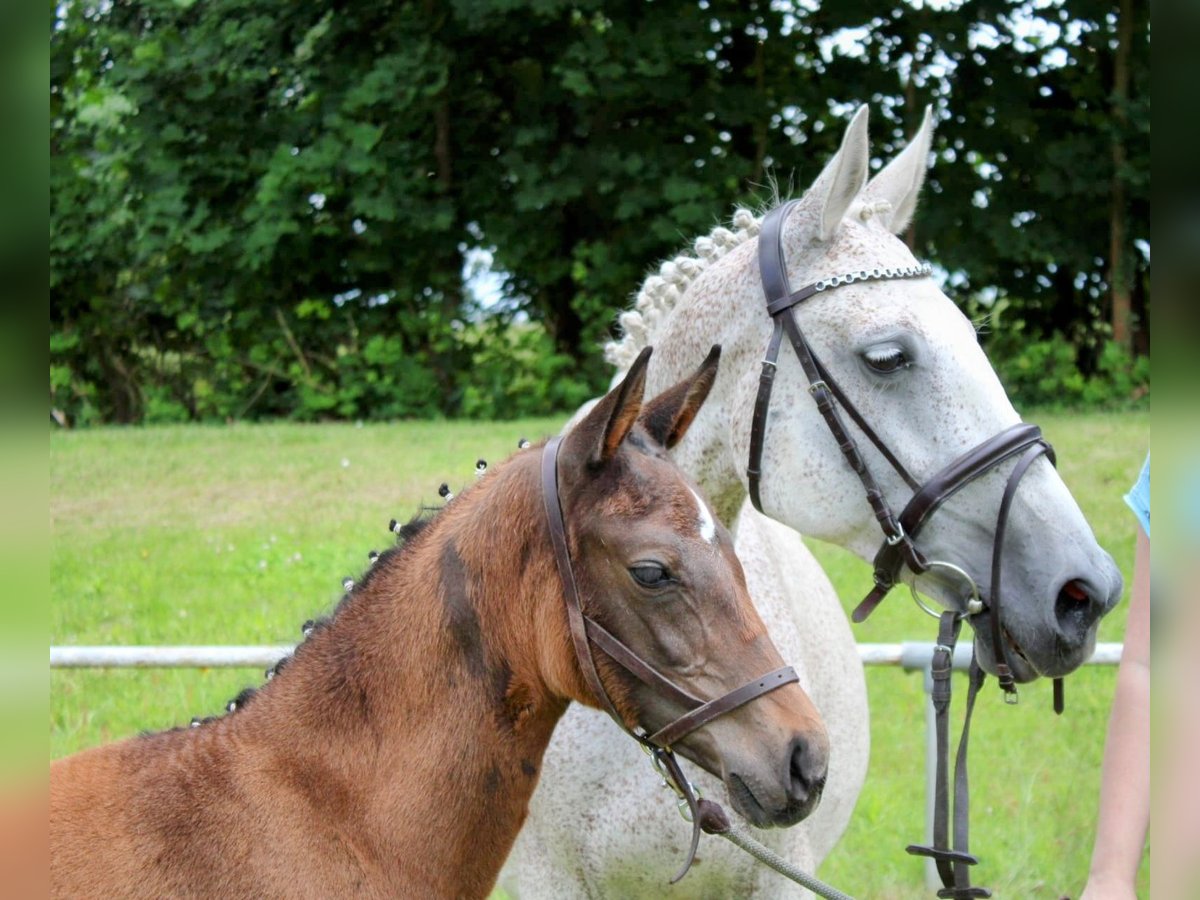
[539,435,799,883]
[747,200,1063,898]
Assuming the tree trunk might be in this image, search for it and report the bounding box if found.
[543,276,584,359]
[1108,0,1133,350]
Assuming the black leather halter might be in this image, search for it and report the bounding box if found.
[540,434,799,883]
[747,200,1061,898]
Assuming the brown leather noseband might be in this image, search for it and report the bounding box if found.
[540,434,799,882]
[747,200,1062,898]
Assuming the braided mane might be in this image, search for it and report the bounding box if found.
[601,194,900,374]
[603,208,762,373]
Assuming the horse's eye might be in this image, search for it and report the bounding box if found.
[862,346,909,375]
[630,564,671,588]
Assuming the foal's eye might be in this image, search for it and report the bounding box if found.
[629,564,671,588]
[862,346,910,375]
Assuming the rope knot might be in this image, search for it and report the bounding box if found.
[697,798,731,835]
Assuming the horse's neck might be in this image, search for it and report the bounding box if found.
[241,459,569,896]
[641,240,767,527]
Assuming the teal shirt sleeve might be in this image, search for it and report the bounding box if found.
[1124,453,1149,538]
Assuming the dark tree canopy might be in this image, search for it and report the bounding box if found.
[51,0,1149,424]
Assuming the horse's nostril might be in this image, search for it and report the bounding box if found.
[1054,578,1100,648]
[1062,580,1089,603]
[788,736,827,803]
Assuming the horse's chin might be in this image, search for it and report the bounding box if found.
[968,610,1093,682]
[969,624,1039,684]
[723,773,822,829]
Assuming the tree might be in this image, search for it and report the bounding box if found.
[51,0,1148,424]
[807,0,1149,359]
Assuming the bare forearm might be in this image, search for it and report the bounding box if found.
[1087,656,1150,885]
[1084,526,1150,897]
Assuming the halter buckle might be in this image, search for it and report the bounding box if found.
[808,379,830,396]
[885,523,907,546]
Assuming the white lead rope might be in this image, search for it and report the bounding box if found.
[654,753,857,900]
[713,823,857,900]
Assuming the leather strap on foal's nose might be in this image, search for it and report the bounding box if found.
[648,666,798,748]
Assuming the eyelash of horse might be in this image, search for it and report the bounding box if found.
[863,346,910,374]
[864,347,902,364]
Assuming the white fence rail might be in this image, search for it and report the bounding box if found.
[50,641,1123,670]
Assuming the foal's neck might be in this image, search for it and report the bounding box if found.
[244,453,571,897]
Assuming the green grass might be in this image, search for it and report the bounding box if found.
[50,410,1149,898]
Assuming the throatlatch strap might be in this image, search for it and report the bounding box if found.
[541,436,623,725]
[747,319,785,513]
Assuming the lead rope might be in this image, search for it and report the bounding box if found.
[643,750,857,898]
[693,800,857,900]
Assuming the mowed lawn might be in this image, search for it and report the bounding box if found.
[50,410,1149,898]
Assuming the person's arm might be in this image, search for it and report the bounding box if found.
[1081,524,1150,899]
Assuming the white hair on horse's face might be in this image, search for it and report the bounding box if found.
[688,486,717,544]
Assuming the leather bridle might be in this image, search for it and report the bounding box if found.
[540,434,800,883]
[746,200,1063,898]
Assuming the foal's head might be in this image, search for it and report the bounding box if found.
[548,346,829,827]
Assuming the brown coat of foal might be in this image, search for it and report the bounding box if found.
[50,347,829,899]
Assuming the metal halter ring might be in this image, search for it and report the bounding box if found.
[908,559,984,620]
[649,751,701,817]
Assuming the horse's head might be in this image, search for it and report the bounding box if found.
[622,107,1122,683]
[739,108,1122,679]
[550,346,829,827]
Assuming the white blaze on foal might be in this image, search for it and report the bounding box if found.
[689,487,717,544]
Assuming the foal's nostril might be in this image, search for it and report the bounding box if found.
[1053,578,1101,648]
[787,736,827,804]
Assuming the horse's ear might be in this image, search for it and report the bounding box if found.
[862,105,934,235]
[638,345,721,449]
[563,346,652,467]
[809,105,871,241]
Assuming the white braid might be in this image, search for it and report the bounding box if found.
[855,198,894,221]
[604,207,763,369]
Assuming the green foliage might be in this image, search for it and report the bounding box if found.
[986,332,1150,410]
[50,0,1149,425]
[810,0,1150,346]
[457,321,595,420]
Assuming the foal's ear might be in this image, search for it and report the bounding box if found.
[564,346,652,467]
[639,345,721,449]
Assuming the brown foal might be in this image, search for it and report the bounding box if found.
[50,347,829,899]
